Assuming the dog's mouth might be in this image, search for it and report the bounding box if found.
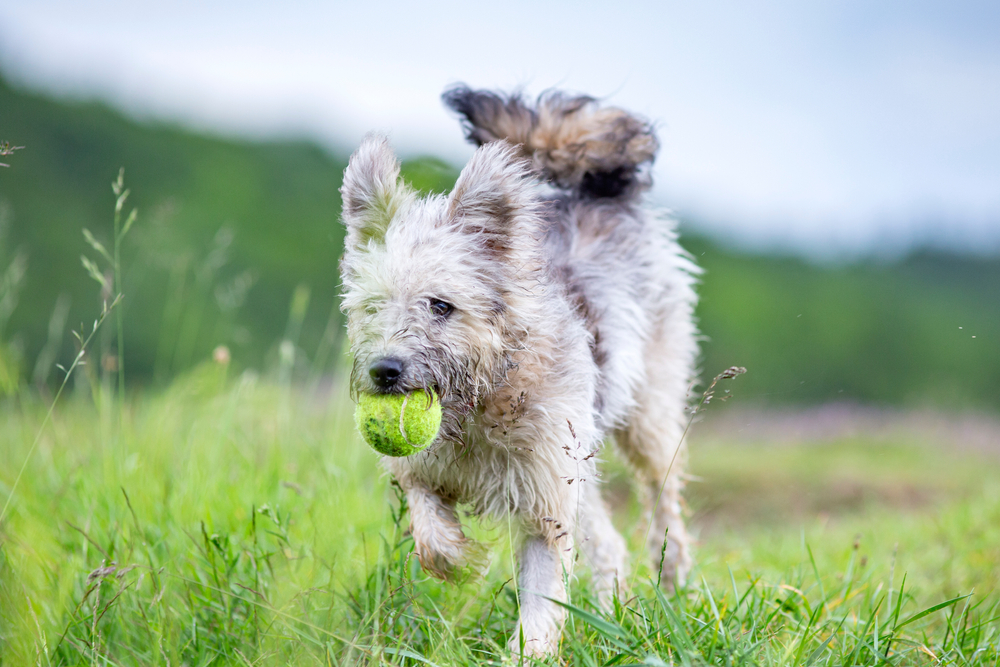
[365,386,407,396]
[358,381,442,399]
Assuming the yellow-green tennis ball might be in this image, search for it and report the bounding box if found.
[354,389,442,457]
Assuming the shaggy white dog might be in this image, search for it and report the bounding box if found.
[339,86,700,657]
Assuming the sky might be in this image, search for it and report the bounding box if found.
[1,0,998,258]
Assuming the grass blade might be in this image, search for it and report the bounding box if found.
[895,593,973,631]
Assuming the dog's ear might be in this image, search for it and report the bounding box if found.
[447,141,535,256]
[340,134,411,249]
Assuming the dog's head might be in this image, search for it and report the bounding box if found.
[339,135,541,440]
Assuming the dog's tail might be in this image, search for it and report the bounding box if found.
[442,85,658,200]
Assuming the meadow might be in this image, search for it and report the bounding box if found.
[2,359,999,665]
[2,72,1000,665]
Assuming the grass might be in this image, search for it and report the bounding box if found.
[2,367,999,665]
[1,106,998,666]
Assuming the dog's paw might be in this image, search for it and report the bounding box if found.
[412,526,483,581]
[415,539,489,581]
[414,547,459,580]
[414,543,461,580]
[592,572,629,611]
[507,627,559,659]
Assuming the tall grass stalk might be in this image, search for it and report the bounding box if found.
[110,169,132,408]
[82,168,137,450]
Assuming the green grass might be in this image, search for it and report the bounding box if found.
[2,71,999,665]
[2,370,999,665]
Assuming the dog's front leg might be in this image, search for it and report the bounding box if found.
[509,531,574,657]
[406,483,468,579]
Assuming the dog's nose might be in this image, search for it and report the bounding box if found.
[369,357,404,389]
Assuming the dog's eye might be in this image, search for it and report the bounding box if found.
[429,299,453,318]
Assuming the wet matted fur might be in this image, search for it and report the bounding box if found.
[339,85,700,657]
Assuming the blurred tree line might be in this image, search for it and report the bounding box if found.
[0,74,996,410]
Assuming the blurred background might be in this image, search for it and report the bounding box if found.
[0,0,997,416]
[3,5,1000,660]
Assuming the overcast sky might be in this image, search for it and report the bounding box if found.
[1,0,998,258]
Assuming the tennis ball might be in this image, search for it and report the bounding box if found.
[354,389,442,457]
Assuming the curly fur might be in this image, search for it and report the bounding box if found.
[339,86,700,657]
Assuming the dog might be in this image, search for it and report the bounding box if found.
[339,85,700,656]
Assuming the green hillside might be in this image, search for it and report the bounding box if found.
[688,238,1000,410]
[0,74,997,409]
[0,75,454,388]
